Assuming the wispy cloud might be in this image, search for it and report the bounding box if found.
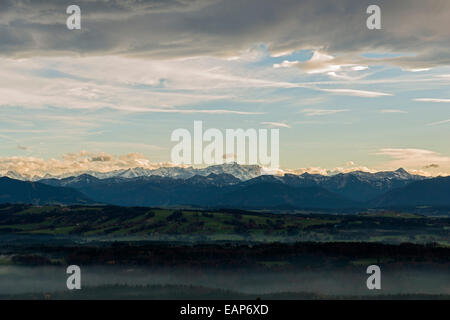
[376,148,450,174]
[274,51,371,81]
[379,109,408,114]
[428,119,450,126]
[273,60,300,69]
[1,1,450,175]
[321,89,392,97]
[414,98,450,103]
[261,122,290,128]
[283,166,378,176]
[405,68,431,72]
[1,0,449,71]
[301,109,350,116]
[121,107,264,115]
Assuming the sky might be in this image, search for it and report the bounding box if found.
[0,0,449,177]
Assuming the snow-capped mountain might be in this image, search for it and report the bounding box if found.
[4,170,27,180]
[35,164,432,205]
[4,163,428,194]
[2,167,448,209]
[277,168,427,202]
[195,163,261,180]
[2,170,44,181]
[347,168,423,182]
[33,163,262,181]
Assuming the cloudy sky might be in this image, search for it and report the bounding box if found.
[1,0,450,177]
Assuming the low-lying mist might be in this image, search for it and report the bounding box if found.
[1,265,448,297]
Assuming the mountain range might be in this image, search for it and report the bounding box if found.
[0,177,92,205]
[1,164,449,210]
[3,162,261,182]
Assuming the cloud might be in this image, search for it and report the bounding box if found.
[1,0,450,72]
[406,68,431,72]
[273,60,300,69]
[301,109,350,116]
[274,51,371,79]
[428,119,450,126]
[296,51,340,74]
[352,66,368,71]
[123,107,263,115]
[414,98,450,103]
[321,89,392,97]
[0,52,390,121]
[222,153,236,161]
[0,151,178,178]
[2,149,447,178]
[90,153,114,162]
[376,148,450,173]
[1,0,449,177]
[284,166,378,176]
[17,145,28,151]
[0,56,278,113]
[379,109,407,114]
[260,122,290,128]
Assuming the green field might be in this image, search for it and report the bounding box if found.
[0,204,448,244]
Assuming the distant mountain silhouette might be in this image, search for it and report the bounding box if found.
[39,173,355,208]
[280,168,425,202]
[40,173,241,207]
[2,165,446,210]
[370,176,450,207]
[215,180,356,209]
[0,177,93,205]
[27,162,261,181]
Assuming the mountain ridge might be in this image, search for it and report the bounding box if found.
[0,177,93,205]
[1,164,448,210]
[2,163,431,183]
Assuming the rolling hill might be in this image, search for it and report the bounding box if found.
[370,176,450,207]
[0,177,93,205]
